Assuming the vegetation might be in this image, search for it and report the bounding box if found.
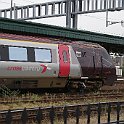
[0,85,124,123]
[0,91,123,111]
[0,85,20,97]
[0,82,124,111]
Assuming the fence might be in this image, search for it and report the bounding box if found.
[1,101,124,124]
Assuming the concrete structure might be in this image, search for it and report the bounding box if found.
[0,17,124,53]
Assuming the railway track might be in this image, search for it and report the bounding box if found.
[0,92,123,105]
[100,80,124,91]
[0,80,123,105]
[0,81,124,123]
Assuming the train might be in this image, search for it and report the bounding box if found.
[0,38,117,92]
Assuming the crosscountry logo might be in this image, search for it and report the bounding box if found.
[7,64,47,74]
[40,64,47,73]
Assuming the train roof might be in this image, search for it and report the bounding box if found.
[70,41,103,49]
[0,33,103,49]
[0,38,58,48]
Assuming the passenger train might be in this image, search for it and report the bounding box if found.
[0,38,117,92]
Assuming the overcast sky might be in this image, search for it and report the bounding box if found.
[0,0,124,37]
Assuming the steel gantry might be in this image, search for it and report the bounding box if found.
[0,0,124,29]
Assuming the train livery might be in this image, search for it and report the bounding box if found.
[0,38,117,91]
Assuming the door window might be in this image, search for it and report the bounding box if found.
[63,50,68,62]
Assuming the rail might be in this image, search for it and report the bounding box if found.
[0,92,123,104]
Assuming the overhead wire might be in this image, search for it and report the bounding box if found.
[81,13,123,25]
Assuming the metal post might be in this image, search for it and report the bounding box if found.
[87,104,91,124]
[52,3,55,15]
[106,9,108,27]
[0,11,1,17]
[106,0,108,27]
[122,0,124,8]
[36,107,43,124]
[45,4,48,15]
[4,10,7,18]
[72,0,78,29]
[49,106,55,124]
[75,106,81,124]
[10,0,13,19]
[21,108,28,124]
[61,1,63,14]
[63,106,68,124]
[5,109,12,124]
[21,8,23,18]
[107,103,111,124]
[100,0,103,10]
[116,102,121,124]
[14,3,17,19]
[33,5,36,17]
[79,0,82,11]
[95,0,98,10]
[98,103,101,124]
[66,0,71,28]
[27,6,29,18]
[87,0,90,11]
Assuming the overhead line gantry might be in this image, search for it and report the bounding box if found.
[0,0,124,29]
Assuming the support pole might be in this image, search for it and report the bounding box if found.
[66,0,71,28]
[72,0,78,29]
[10,0,13,19]
[106,9,108,27]
[106,0,108,27]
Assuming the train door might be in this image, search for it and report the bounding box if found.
[58,44,70,77]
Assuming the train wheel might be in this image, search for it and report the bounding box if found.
[65,81,73,92]
[77,82,86,94]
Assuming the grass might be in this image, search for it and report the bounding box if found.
[0,92,123,110]
[0,84,123,110]
[24,113,124,124]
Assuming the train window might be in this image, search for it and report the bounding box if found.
[9,46,27,61]
[63,50,68,62]
[35,48,51,62]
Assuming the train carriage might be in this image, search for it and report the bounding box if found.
[0,38,117,91]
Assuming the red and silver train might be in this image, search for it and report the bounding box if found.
[0,38,117,91]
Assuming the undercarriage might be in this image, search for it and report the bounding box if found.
[66,79,104,93]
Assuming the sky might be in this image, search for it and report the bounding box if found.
[0,0,124,37]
